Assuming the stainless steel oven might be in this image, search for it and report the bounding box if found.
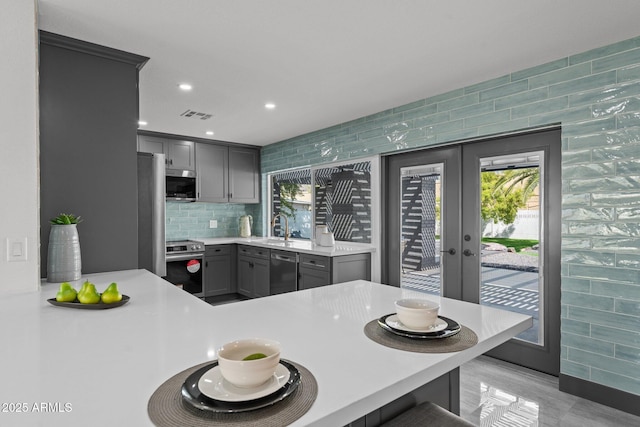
[165,240,205,297]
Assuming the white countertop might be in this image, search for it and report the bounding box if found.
[0,269,531,426]
[197,236,376,256]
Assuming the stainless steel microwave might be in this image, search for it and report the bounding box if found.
[166,169,196,202]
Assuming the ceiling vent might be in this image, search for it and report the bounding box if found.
[180,109,213,120]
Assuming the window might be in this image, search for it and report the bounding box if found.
[268,158,377,243]
[270,169,313,239]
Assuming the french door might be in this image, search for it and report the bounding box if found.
[384,128,560,374]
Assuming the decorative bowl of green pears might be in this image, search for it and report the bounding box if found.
[47,281,129,309]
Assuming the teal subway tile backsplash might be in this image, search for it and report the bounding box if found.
[561,317,591,335]
[562,290,615,311]
[463,109,511,128]
[510,96,568,119]
[479,80,529,102]
[593,47,640,73]
[548,71,618,98]
[260,35,640,396]
[463,74,511,94]
[528,62,592,90]
[615,298,640,316]
[592,324,640,347]
[561,359,590,380]
[165,202,261,240]
[619,64,640,83]
[562,332,615,356]
[511,58,568,81]
[615,343,640,365]
[568,347,640,380]
[570,37,640,65]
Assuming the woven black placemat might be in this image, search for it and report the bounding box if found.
[364,319,478,353]
[148,360,317,426]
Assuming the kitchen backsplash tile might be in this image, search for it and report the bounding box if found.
[166,202,261,241]
[261,34,640,397]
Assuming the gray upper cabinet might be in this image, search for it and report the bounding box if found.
[138,135,195,171]
[229,146,260,203]
[138,135,164,154]
[196,143,228,202]
[166,140,195,170]
[197,143,260,203]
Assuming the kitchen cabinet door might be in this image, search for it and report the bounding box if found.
[229,146,260,203]
[298,254,331,290]
[196,143,260,203]
[237,254,254,297]
[166,140,195,170]
[204,245,235,296]
[196,143,228,202]
[252,258,270,297]
[138,135,165,155]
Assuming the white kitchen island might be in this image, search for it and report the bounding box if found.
[0,269,531,426]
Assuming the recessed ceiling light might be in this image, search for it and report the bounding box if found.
[265,103,276,110]
[138,120,148,126]
[178,83,192,91]
[206,131,214,136]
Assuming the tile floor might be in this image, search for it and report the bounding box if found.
[460,355,640,426]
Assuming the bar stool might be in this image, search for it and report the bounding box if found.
[381,402,475,427]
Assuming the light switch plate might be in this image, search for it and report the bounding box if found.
[6,237,27,262]
[209,220,218,228]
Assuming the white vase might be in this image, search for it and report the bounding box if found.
[47,224,82,282]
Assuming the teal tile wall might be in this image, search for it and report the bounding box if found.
[261,35,640,396]
[165,202,261,240]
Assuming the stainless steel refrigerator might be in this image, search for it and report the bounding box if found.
[137,152,166,276]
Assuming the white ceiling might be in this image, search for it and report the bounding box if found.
[38,0,640,147]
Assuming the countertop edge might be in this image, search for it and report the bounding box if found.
[196,237,376,257]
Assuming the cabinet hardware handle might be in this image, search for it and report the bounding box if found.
[205,261,208,267]
[303,262,325,268]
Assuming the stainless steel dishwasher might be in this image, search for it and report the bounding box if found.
[270,250,298,295]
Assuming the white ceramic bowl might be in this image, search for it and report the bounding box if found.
[217,338,281,388]
[394,298,440,329]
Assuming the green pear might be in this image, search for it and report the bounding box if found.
[55,282,77,302]
[77,281,100,304]
[100,282,122,304]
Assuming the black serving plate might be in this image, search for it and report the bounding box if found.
[378,314,461,339]
[47,295,130,310]
[181,359,301,413]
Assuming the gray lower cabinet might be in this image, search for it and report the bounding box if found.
[204,245,236,297]
[237,245,270,298]
[298,253,371,290]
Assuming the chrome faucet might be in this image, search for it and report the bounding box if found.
[271,214,289,241]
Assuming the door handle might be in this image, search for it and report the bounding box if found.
[463,249,476,257]
[440,248,456,255]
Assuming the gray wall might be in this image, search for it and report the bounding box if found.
[39,32,148,277]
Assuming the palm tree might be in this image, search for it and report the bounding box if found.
[492,167,539,204]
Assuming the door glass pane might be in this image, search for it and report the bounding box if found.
[400,163,443,296]
[479,152,543,345]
